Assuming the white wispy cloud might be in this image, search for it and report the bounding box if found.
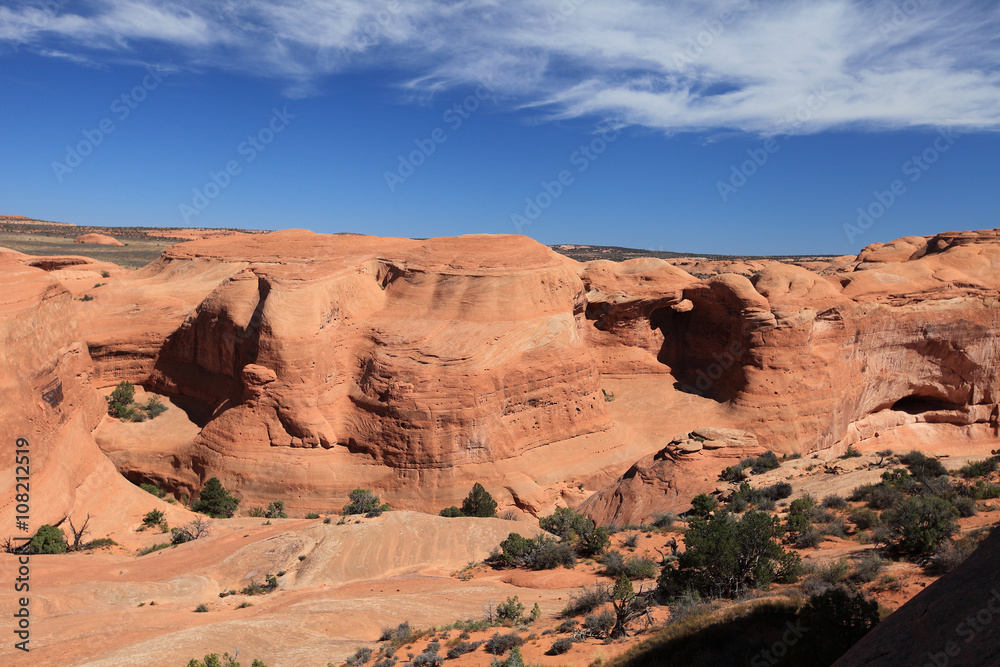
[2,0,999,133]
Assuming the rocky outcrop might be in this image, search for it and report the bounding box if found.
[578,428,766,525]
[74,233,123,246]
[835,526,1000,666]
[5,227,1000,523]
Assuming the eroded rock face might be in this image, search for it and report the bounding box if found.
[5,227,1000,522]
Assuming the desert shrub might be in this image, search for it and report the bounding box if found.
[140,483,166,498]
[138,542,170,556]
[484,632,523,655]
[811,508,836,524]
[600,550,625,575]
[142,396,167,418]
[898,451,948,481]
[719,464,748,482]
[623,533,639,549]
[83,537,117,549]
[186,653,267,667]
[660,510,795,598]
[247,507,266,517]
[689,493,717,517]
[584,610,615,637]
[461,483,498,518]
[788,496,814,514]
[652,512,677,529]
[379,621,412,643]
[822,494,848,509]
[557,618,577,633]
[875,449,896,465]
[539,507,609,557]
[814,558,851,586]
[561,584,611,617]
[170,517,210,545]
[496,596,525,624]
[345,647,372,666]
[411,644,441,667]
[852,552,888,583]
[27,525,67,554]
[879,495,959,557]
[305,512,320,519]
[926,536,979,574]
[842,445,862,458]
[794,528,823,549]
[762,482,793,501]
[849,483,877,502]
[491,532,535,568]
[446,641,482,659]
[264,501,287,518]
[848,506,881,530]
[194,604,209,613]
[963,480,1000,500]
[547,637,574,655]
[531,538,577,569]
[143,509,164,527]
[106,380,135,417]
[343,488,385,517]
[951,496,977,518]
[751,451,780,474]
[959,457,998,479]
[439,506,463,517]
[192,477,239,518]
[823,518,849,538]
[866,485,906,510]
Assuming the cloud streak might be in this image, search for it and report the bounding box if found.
[3,0,1000,133]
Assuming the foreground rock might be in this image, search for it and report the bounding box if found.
[835,526,1000,666]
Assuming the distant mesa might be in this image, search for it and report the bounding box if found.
[74,232,124,246]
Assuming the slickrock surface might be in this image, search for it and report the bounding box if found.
[835,525,1000,667]
[74,233,124,246]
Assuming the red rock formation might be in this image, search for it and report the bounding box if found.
[74,232,123,246]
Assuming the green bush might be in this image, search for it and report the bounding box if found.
[106,380,135,417]
[561,584,611,617]
[660,510,795,598]
[852,552,888,583]
[848,506,880,530]
[652,512,677,529]
[822,494,848,509]
[584,610,615,637]
[496,596,525,624]
[689,493,717,517]
[879,495,959,557]
[547,637,574,655]
[343,488,384,517]
[264,501,287,518]
[186,653,267,667]
[484,632,523,655]
[140,483,166,498]
[439,506,464,517]
[959,457,998,478]
[192,477,240,518]
[461,483,498,517]
[345,647,373,666]
[951,496,977,517]
[898,451,948,481]
[143,396,167,418]
[538,506,608,557]
[601,551,657,580]
[28,525,67,554]
[143,509,165,527]
[842,445,862,459]
[305,512,320,519]
[446,641,483,658]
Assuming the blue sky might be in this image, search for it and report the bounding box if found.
[1,0,998,255]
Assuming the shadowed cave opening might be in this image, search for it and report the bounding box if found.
[891,394,964,415]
